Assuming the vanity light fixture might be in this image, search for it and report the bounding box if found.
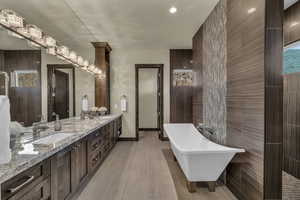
[247,8,256,14]
[27,24,42,39]
[27,41,41,49]
[69,51,77,62]
[291,22,299,28]
[0,8,98,76]
[46,47,56,55]
[169,6,177,14]
[88,64,96,71]
[2,9,23,28]
[0,11,9,27]
[83,60,89,68]
[57,46,69,57]
[77,56,84,66]
[44,35,56,47]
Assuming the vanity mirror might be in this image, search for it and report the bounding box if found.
[0,16,96,126]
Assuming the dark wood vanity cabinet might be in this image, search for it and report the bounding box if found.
[71,139,88,191]
[1,117,122,200]
[1,160,51,200]
[51,146,72,200]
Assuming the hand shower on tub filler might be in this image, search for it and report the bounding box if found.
[196,123,216,140]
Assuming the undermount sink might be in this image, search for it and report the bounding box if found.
[31,133,73,148]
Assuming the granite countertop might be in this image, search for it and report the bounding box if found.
[0,114,122,185]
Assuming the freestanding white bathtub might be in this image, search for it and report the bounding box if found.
[164,123,245,192]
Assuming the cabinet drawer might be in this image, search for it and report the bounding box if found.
[88,133,103,154]
[89,149,103,172]
[1,160,50,200]
[7,178,50,200]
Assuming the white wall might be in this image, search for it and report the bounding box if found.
[41,50,95,119]
[138,68,158,129]
[110,48,170,138]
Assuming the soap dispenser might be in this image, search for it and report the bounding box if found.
[54,114,62,131]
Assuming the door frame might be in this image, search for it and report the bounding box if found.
[47,64,76,121]
[135,64,164,141]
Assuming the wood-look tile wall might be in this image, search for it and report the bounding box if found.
[226,0,265,199]
[284,1,300,46]
[192,0,283,199]
[170,49,193,123]
[226,0,283,199]
[264,0,283,199]
[192,28,203,126]
[283,73,300,179]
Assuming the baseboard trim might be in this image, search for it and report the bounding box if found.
[118,137,137,141]
[139,128,160,131]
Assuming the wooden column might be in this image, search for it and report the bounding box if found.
[92,42,112,113]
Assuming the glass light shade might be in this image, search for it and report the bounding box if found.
[0,11,9,26]
[46,47,56,55]
[16,27,30,38]
[69,51,77,62]
[3,9,23,28]
[77,56,83,65]
[88,64,96,71]
[27,24,42,39]
[44,36,56,47]
[96,68,102,74]
[7,30,24,39]
[57,46,69,57]
[83,60,89,67]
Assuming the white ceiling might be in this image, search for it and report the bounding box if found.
[0,0,219,59]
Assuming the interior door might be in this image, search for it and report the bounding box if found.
[54,70,69,120]
[157,68,163,139]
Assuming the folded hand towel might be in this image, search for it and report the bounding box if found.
[0,96,11,164]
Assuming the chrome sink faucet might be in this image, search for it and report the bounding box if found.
[32,116,49,137]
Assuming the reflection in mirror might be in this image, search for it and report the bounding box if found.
[47,65,75,122]
[10,70,39,88]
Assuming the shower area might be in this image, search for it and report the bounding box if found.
[282,41,300,199]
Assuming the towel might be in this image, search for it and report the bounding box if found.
[0,96,11,164]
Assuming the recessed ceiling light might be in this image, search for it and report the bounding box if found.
[247,8,256,14]
[169,6,177,14]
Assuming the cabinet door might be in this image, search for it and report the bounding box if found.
[51,147,72,200]
[71,139,88,191]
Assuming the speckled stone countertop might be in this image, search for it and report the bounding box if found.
[0,114,122,186]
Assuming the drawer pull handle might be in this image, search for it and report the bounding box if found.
[8,176,35,193]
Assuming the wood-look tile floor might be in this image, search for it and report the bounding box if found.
[76,132,236,200]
